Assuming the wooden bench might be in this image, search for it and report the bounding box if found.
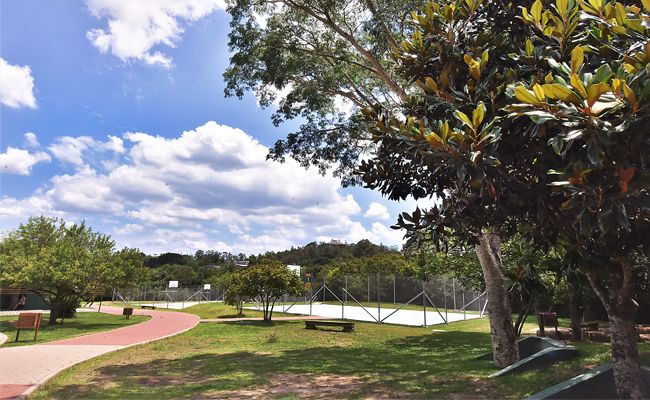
[538,312,560,338]
[123,307,134,319]
[141,305,157,309]
[15,312,42,341]
[305,320,354,332]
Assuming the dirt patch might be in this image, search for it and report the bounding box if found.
[202,373,412,399]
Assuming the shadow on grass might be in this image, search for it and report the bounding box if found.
[44,325,499,399]
[39,321,627,399]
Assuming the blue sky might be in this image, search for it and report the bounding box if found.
[0,0,427,255]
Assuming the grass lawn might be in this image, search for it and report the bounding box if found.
[34,304,650,399]
[0,312,148,347]
[185,302,295,319]
[106,302,286,319]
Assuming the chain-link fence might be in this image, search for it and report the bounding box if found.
[113,274,486,326]
[274,273,487,327]
[111,286,227,309]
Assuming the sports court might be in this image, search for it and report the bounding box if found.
[247,302,482,327]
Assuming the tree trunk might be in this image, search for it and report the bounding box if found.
[48,302,60,325]
[475,232,519,368]
[587,263,647,399]
[568,278,584,341]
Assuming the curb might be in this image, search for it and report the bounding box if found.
[11,308,200,399]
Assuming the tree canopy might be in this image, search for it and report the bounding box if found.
[225,0,427,184]
[0,216,145,325]
[358,0,648,396]
[225,256,307,321]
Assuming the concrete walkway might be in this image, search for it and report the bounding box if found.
[0,306,199,399]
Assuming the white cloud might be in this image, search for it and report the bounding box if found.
[0,147,50,175]
[49,136,96,166]
[364,202,390,220]
[24,132,40,148]
[0,58,37,109]
[104,135,125,153]
[114,223,144,234]
[85,0,224,67]
[0,121,406,254]
[49,135,126,167]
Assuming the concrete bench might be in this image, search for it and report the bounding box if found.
[305,320,354,332]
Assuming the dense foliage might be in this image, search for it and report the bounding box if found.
[0,216,145,325]
[225,0,429,185]
[225,257,307,321]
[358,0,648,395]
[270,239,397,269]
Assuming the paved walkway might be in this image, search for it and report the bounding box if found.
[0,306,199,399]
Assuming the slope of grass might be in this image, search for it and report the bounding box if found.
[34,304,650,399]
[0,312,148,347]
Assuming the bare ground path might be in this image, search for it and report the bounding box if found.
[0,306,199,399]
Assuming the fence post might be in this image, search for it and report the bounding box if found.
[444,278,448,322]
[452,278,457,310]
[367,275,370,303]
[377,272,381,322]
[462,289,466,320]
[343,276,348,318]
[393,275,396,304]
[422,280,427,327]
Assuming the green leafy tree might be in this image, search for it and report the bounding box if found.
[221,272,245,316]
[359,0,649,396]
[414,242,484,290]
[325,252,415,277]
[0,216,145,325]
[226,257,307,321]
[225,0,428,184]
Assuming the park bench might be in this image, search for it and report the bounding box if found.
[305,320,354,332]
[538,312,560,338]
[141,305,157,309]
[14,312,42,341]
[123,307,134,319]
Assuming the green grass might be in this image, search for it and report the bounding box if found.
[184,302,292,319]
[0,312,148,347]
[106,301,290,319]
[33,304,650,399]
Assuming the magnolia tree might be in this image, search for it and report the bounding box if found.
[0,216,145,325]
[359,0,648,397]
[226,257,306,321]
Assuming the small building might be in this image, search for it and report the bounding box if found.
[0,288,49,311]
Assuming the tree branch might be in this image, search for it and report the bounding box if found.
[364,0,400,52]
[283,0,407,102]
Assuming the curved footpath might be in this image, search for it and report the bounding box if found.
[0,306,199,399]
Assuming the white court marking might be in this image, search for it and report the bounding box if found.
[246,303,481,327]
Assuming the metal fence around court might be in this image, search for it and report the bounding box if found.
[111,286,227,309]
[259,274,487,327]
[113,274,487,326]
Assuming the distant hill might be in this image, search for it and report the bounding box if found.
[270,239,399,268]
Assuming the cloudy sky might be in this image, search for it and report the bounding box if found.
[0,0,427,255]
